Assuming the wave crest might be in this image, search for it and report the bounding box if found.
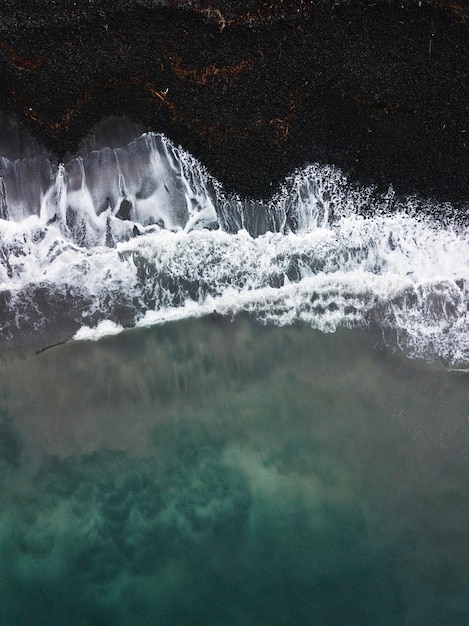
[0,130,467,366]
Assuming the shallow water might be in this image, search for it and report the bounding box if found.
[1,318,468,625]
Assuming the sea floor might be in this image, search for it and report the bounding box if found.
[0,317,468,625]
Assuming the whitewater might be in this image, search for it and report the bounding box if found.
[0,130,467,367]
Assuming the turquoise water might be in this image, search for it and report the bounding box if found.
[0,318,468,625]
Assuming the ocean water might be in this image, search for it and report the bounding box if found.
[1,320,468,625]
[0,117,468,624]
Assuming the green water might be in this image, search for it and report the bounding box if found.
[0,317,468,625]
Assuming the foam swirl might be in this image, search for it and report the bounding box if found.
[0,130,467,366]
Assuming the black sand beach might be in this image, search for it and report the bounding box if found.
[0,1,468,205]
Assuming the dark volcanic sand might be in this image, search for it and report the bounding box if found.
[0,0,468,205]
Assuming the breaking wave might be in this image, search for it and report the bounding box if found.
[0,123,467,366]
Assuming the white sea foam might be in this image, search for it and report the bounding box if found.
[74,320,124,341]
[0,132,467,366]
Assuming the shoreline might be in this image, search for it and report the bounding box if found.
[0,1,467,205]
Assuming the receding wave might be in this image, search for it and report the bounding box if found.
[0,128,467,366]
